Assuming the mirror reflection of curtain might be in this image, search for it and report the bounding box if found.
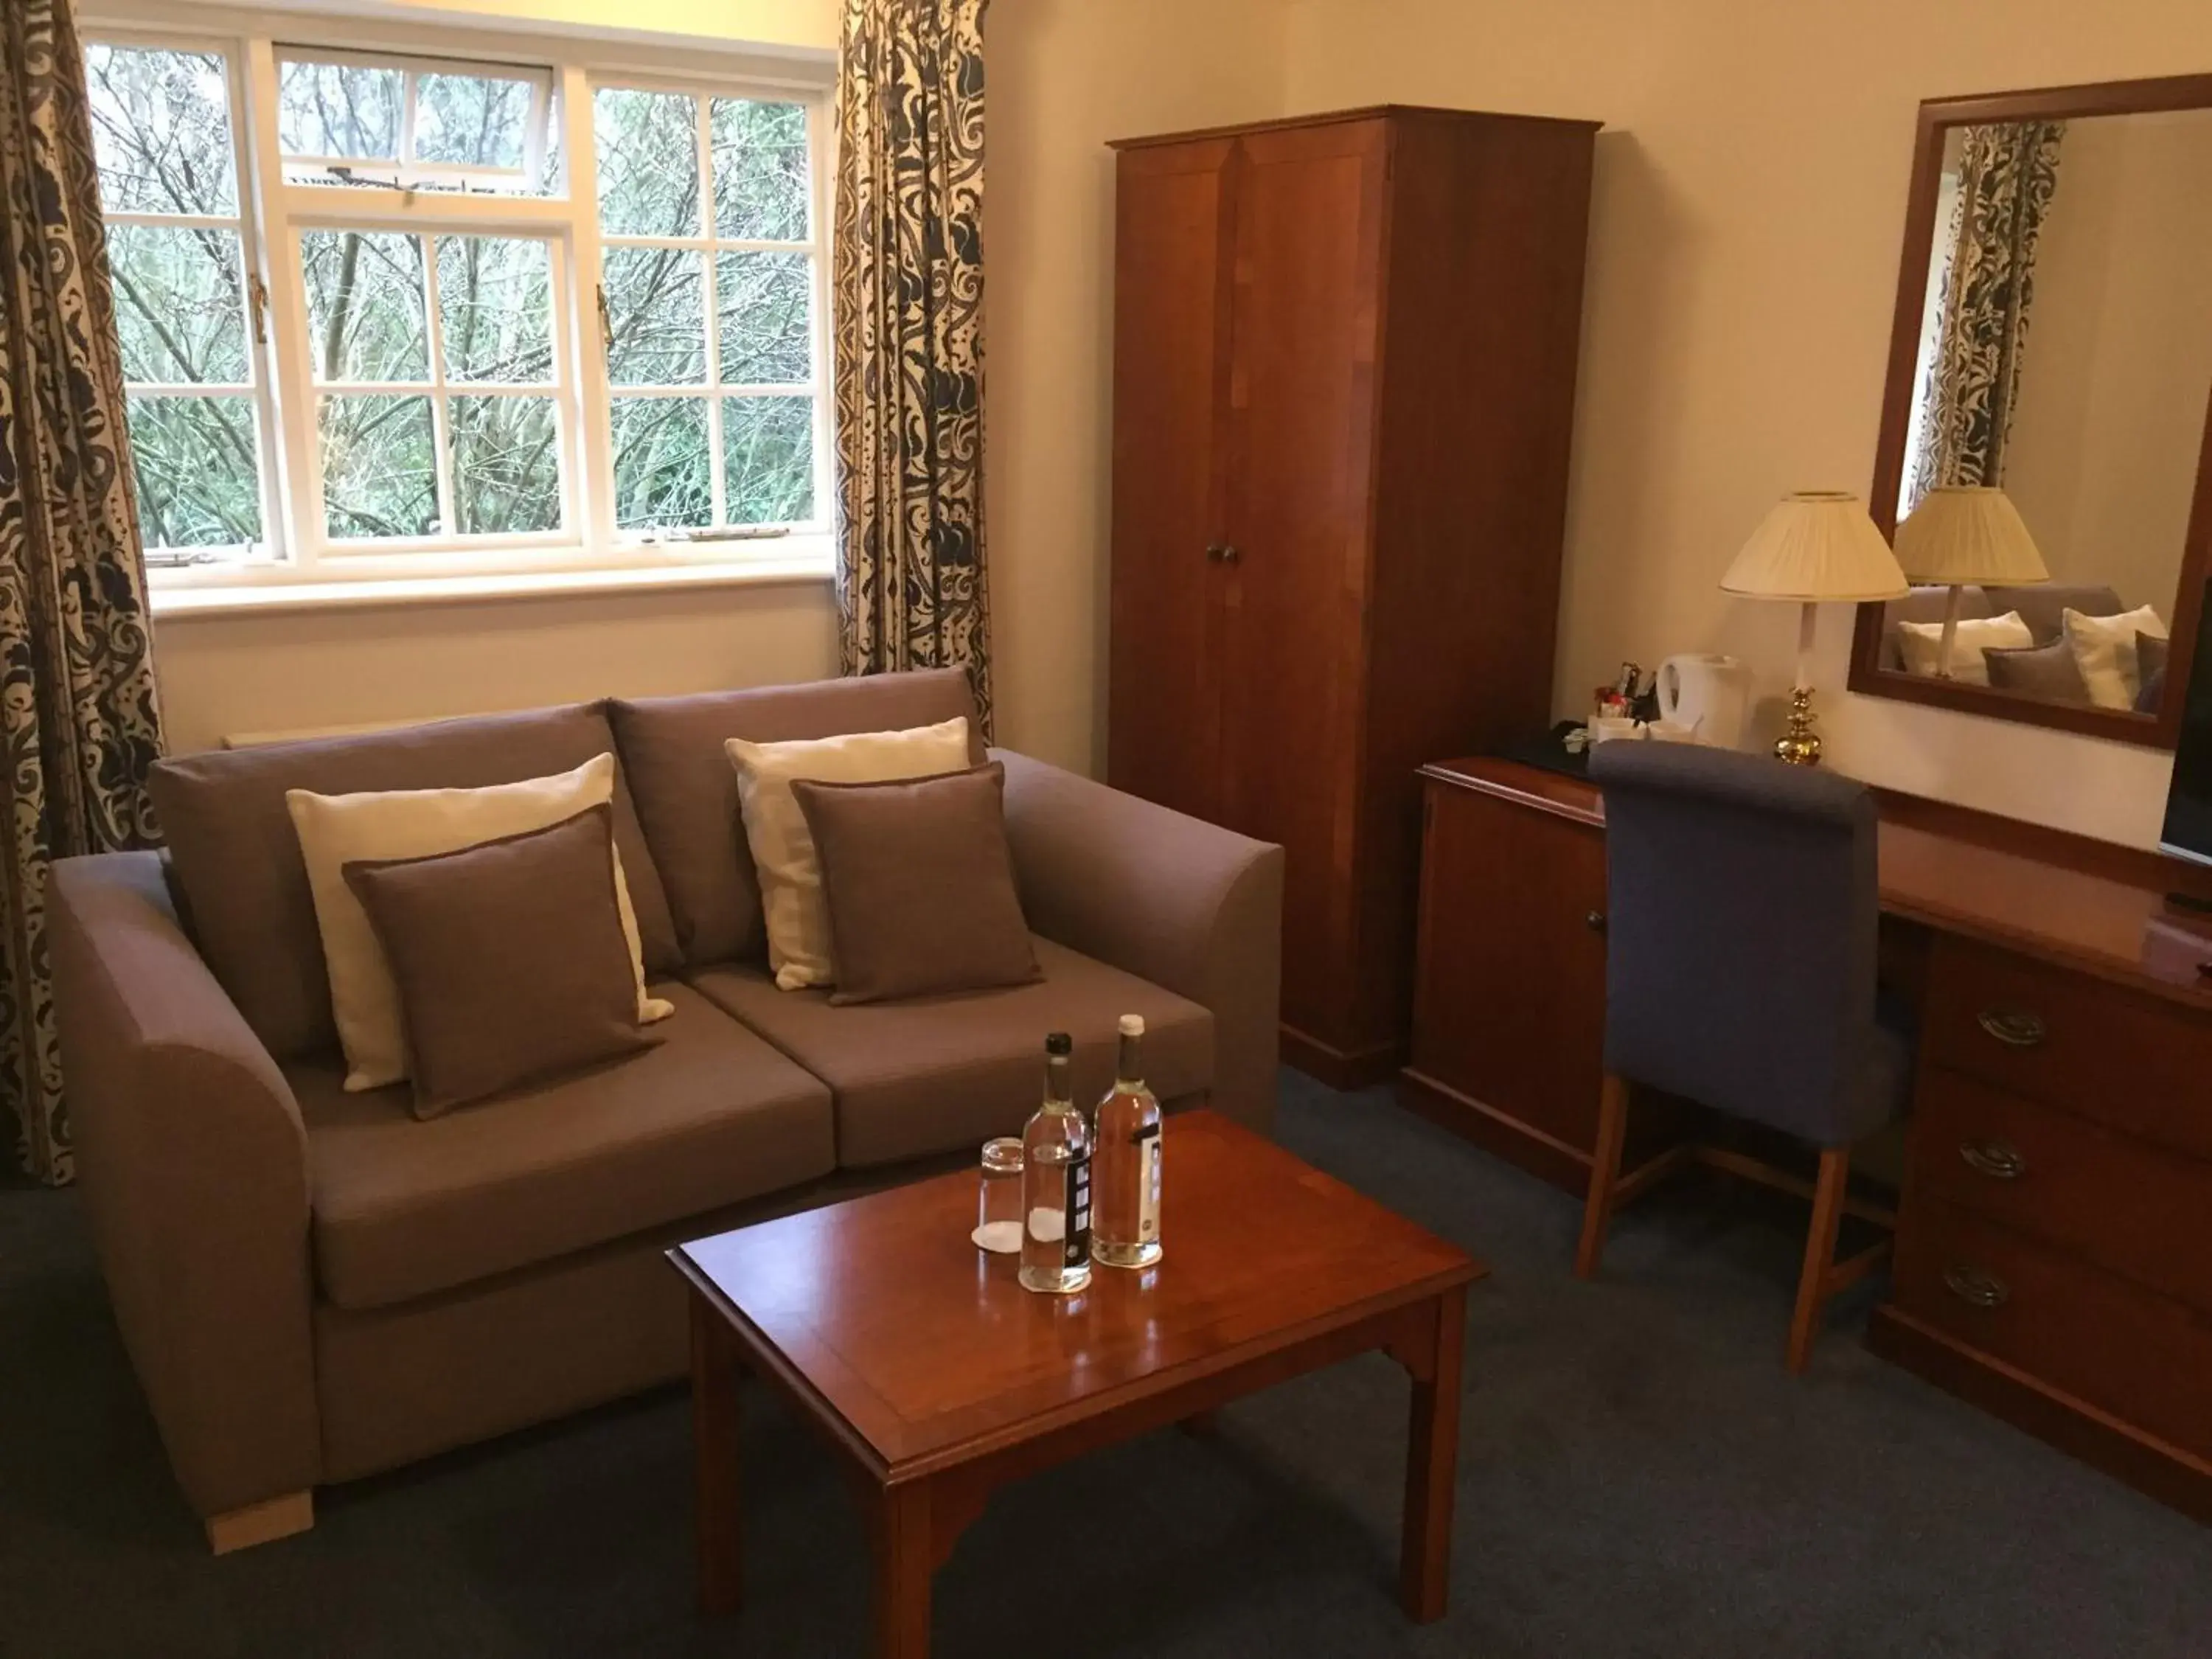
[1905,122,2066,512]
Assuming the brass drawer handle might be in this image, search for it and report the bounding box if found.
[1942,1264,2011,1310]
[1976,1008,2047,1048]
[1958,1138,2028,1180]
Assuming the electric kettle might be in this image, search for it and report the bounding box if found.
[1655,654,1751,750]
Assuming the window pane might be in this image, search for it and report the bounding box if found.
[603,246,705,386]
[125,394,261,548]
[84,44,237,216]
[413,72,532,170]
[712,99,809,241]
[321,395,438,538]
[279,58,403,161]
[595,88,700,236]
[302,232,427,383]
[110,226,247,386]
[723,396,813,524]
[437,237,552,384]
[716,251,811,384]
[611,397,710,530]
[451,396,560,534]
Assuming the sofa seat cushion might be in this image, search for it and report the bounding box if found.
[689,937,1213,1168]
[293,983,833,1311]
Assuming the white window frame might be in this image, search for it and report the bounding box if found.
[83,2,836,605]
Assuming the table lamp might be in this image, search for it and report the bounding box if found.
[1721,490,1910,766]
[1892,484,2049,678]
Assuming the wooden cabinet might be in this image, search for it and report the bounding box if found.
[1107,107,1599,1087]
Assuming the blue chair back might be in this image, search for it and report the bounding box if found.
[1588,742,1889,1147]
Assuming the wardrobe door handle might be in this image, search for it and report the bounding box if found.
[1941,1264,2011,1310]
[1977,1009,2047,1048]
[1585,911,1607,933]
[1218,543,1241,565]
[1205,542,1226,563]
[1958,1138,2027,1180]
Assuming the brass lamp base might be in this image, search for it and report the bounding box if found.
[1774,685,1823,767]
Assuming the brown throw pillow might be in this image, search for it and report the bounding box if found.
[790,762,1040,1005]
[1983,639,2091,705]
[2136,632,2171,714]
[342,804,659,1117]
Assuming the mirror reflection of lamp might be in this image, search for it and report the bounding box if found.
[1722,492,1910,766]
[1893,485,2051,677]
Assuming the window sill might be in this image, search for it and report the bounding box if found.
[149,547,836,621]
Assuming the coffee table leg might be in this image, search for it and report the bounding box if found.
[1399,1284,1466,1623]
[690,1296,742,1617]
[872,1481,933,1659]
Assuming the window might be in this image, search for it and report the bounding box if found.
[80,12,831,594]
[86,40,273,560]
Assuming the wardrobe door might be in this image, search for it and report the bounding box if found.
[1107,140,1235,821]
[1217,119,1389,1046]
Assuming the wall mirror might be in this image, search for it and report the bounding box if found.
[1851,75,2212,746]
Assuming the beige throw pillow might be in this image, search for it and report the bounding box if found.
[288,754,674,1092]
[1894,611,2033,686]
[2062,604,2168,710]
[725,716,972,990]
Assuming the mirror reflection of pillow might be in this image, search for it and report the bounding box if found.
[1895,610,2033,685]
[1983,639,2091,705]
[2062,605,2168,710]
[2135,633,2171,714]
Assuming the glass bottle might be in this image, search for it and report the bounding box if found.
[1018,1032,1093,1295]
[1091,1014,1164,1269]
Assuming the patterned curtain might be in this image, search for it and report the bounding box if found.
[1906,121,2065,512]
[832,0,993,737]
[0,0,166,1184]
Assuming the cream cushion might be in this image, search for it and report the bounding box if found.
[287,754,675,1092]
[2062,604,2168,710]
[1894,610,2033,686]
[725,716,972,990]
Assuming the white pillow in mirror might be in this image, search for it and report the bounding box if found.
[2062,605,2168,710]
[1895,611,2033,686]
[726,717,973,990]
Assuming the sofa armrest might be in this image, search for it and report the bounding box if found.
[49,852,321,1520]
[994,751,1284,1131]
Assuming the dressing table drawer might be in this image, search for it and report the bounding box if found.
[1892,1199,2212,1465]
[1911,1067,2212,1316]
[1921,935,2212,1159]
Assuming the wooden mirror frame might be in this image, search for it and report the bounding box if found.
[1850,74,2212,748]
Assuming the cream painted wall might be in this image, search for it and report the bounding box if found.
[1281,0,2212,846]
[2001,110,2212,617]
[152,0,1287,768]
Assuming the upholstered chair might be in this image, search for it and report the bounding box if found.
[1579,741,1915,1372]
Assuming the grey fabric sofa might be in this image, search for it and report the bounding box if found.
[48,669,1282,1552]
[1877,582,2125,676]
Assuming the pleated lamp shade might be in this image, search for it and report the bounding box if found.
[1893,485,2049,585]
[1720,491,1910,602]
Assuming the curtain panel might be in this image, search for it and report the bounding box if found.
[1907,121,2065,512]
[832,0,994,737]
[0,0,166,1184]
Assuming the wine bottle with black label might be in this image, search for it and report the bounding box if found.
[1018,1032,1092,1295]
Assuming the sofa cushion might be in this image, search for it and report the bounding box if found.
[689,936,1212,1167]
[151,703,681,1061]
[293,982,833,1310]
[610,669,982,970]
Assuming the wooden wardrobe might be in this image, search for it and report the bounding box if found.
[1106,105,1599,1086]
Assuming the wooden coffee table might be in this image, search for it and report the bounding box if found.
[669,1110,1482,1658]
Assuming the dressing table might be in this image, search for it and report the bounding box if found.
[1403,754,2212,1523]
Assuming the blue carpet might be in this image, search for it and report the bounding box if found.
[2,1071,2206,1657]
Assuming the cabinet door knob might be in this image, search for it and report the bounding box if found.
[1941,1264,2011,1310]
[1976,1008,2047,1048]
[1585,910,1607,933]
[1204,542,1226,562]
[1958,1137,2028,1180]
[1219,543,1241,565]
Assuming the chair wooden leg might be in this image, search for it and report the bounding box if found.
[1786,1147,1851,1374]
[1575,1074,1630,1280]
